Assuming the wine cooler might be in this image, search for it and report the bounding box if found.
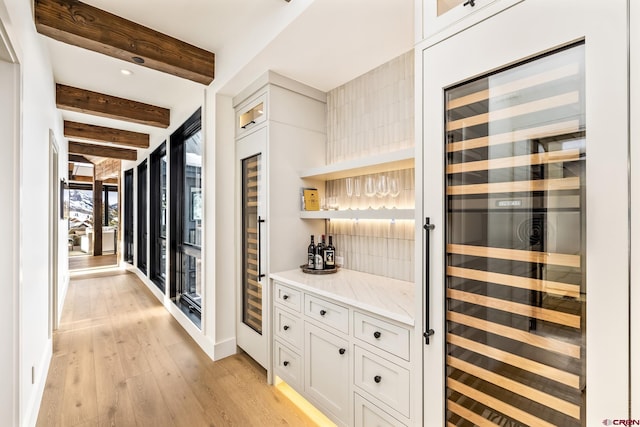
[443,44,585,426]
[242,153,263,334]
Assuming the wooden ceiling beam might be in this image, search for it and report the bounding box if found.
[35,0,215,85]
[68,154,93,164]
[69,141,137,161]
[57,84,170,128]
[64,121,149,149]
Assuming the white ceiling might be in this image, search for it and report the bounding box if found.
[43,0,414,150]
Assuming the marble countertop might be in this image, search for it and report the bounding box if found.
[270,268,415,326]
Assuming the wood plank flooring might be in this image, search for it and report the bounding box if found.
[37,271,316,427]
[68,254,118,271]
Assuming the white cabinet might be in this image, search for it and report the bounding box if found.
[272,272,415,426]
[305,322,350,423]
[354,393,407,427]
[234,72,326,371]
[418,0,523,43]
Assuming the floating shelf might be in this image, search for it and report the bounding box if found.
[300,208,415,220]
[299,148,415,181]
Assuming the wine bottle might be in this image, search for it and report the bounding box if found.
[307,235,315,269]
[314,236,324,270]
[325,236,336,269]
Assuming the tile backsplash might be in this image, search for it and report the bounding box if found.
[324,50,415,282]
[326,50,415,164]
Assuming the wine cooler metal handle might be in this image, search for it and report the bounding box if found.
[423,217,435,345]
[257,216,266,279]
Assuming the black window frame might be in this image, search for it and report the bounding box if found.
[137,159,148,275]
[169,108,202,327]
[124,169,134,264]
[150,142,167,291]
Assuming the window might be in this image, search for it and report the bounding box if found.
[150,142,167,291]
[137,160,148,275]
[124,169,134,264]
[170,108,202,327]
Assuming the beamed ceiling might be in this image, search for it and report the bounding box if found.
[35,0,413,179]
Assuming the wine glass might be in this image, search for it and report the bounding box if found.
[364,176,376,198]
[389,174,401,199]
[364,176,376,208]
[345,178,353,198]
[376,175,389,198]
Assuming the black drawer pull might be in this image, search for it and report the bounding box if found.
[339,348,346,355]
[283,361,289,367]
[283,294,289,300]
[373,331,381,339]
[283,325,289,331]
[374,375,382,383]
[463,0,475,6]
[319,309,327,316]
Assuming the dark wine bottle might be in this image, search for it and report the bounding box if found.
[307,235,315,269]
[325,236,336,269]
[314,236,324,270]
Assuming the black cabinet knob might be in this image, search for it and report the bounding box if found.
[283,325,290,331]
[339,348,346,355]
[283,294,289,300]
[374,375,382,383]
[283,361,289,367]
[320,309,327,316]
[373,331,382,339]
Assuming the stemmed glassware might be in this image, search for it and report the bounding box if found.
[389,173,401,199]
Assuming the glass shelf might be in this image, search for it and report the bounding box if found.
[300,208,414,220]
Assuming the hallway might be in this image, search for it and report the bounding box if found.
[36,270,315,427]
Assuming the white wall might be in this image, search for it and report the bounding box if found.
[0,0,68,425]
[0,41,19,427]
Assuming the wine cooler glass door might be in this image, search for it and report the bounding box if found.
[421,1,629,426]
[236,125,269,369]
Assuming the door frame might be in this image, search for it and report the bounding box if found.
[419,1,630,424]
[48,130,59,335]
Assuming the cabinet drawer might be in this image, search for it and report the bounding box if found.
[305,294,349,334]
[353,312,410,361]
[354,393,407,427]
[274,282,301,312]
[274,307,303,350]
[274,340,303,391]
[354,346,410,417]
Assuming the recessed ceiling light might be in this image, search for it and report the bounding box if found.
[120,69,133,76]
[132,56,145,64]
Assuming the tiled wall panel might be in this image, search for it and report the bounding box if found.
[325,51,415,281]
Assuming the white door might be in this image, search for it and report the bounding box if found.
[236,127,269,368]
[421,1,629,425]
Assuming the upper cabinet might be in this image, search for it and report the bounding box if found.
[236,93,267,138]
[418,0,524,43]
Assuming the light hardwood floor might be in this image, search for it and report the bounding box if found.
[36,270,316,427]
[68,254,118,271]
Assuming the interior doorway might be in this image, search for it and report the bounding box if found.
[67,159,120,270]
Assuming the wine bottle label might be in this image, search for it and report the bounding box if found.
[308,253,314,268]
[325,249,335,268]
[314,254,323,269]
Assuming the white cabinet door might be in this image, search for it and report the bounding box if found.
[420,1,629,426]
[305,322,350,425]
[236,126,269,369]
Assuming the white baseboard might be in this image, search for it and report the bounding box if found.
[23,340,52,427]
[213,337,237,361]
